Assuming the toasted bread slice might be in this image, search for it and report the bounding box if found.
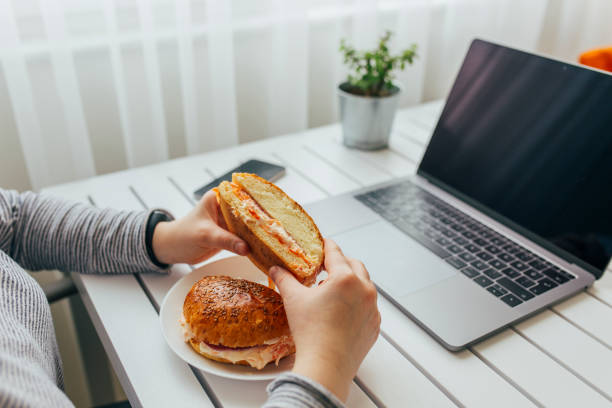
[216,173,323,286]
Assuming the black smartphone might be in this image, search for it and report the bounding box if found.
[193,159,286,200]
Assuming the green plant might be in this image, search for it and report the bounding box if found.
[340,31,417,97]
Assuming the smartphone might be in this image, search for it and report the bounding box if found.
[193,159,286,200]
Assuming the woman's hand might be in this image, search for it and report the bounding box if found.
[269,238,381,402]
[152,190,249,265]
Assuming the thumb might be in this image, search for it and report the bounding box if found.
[208,226,249,255]
[269,266,302,297]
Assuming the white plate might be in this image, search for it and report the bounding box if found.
[159,256,295,381]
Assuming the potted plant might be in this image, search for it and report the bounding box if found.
[338,31,417,150]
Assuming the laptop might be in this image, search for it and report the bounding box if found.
[305,39,612,351]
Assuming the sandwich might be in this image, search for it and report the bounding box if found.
[215,173,324,286]
[181,276,295,369]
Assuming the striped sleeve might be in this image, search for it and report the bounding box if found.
[263,373,346,408]
[0,189,170,274]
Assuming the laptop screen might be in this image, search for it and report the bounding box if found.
[418,39,612,274]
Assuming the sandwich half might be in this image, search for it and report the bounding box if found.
[182,276,295,369]
[215,173,323,286]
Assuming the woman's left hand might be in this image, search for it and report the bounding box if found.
[151,190,249,265]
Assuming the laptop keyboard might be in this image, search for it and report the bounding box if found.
[355,181,575,308]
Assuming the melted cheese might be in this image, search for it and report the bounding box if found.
[181,314,294,370]
[197,335,294,370]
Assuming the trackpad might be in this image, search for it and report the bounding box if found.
[332,221,457,297]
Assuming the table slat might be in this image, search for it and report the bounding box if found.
[357,337,456,407]
[302,124,417,178]
[304,139,391,186]
[378,297,536,407]
[514,309,612,397]
[588,270,612,306]
[388,133,425,164]
[473,329,611,408]
[552,292,612,347]
[393,118,433,145]
[271,144,360,195]
[395,100,444,130]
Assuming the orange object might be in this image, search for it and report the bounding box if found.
[579,46,612,72]
[267,276,276,291]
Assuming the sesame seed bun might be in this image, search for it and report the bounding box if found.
[183,276,290,348]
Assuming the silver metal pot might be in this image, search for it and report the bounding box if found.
[337,82,400,150]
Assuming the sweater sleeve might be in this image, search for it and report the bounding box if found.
[263,373,346,408]
[0,189,171,274]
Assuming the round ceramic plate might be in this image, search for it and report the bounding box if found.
[159,256,295,381]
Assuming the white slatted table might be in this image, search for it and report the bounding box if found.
[43,101,612,408]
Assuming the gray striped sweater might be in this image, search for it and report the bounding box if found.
[0,190,343,408]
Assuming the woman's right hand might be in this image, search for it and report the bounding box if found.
[269,238,381,402]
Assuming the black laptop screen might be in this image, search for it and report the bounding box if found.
[418,39,612,274]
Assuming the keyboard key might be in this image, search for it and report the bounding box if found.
[501,294,523,307]
[473,238,488,246]
[441,229,456,238]
[462,231,478,240]
[396,222,451,259]
[530,278,558,294]
[440,217,452,225]
[453,236,469,246]
[464,244,480,253]
[490,237,506,246]
[497,277,535,301]
[542,268,570,284]
[502,244,519,254]
[487,284,508,297]
[459,252,477,262]
[450,214,464,222]
[480,230,496,239]
[477,252,494,261]
[450,224,465,232]
[523,269,541,281]
[488,259,506,270]
[483,268,502,279]
[447,244,463,254]
[528,259,548,270]
[461,267,480,278]
[446,257,467,269]
[498,253,514,263]
[516,276,536,288]
[474,275,493,287]
[471,260,489,270]
[510,260,528,271]
[467,223,481,232]
[435,237,451,246]
[484,245,501,254]
[501,267,520,278]
[515,252,532,262]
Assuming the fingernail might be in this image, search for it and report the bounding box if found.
[234,242,248,254]
[269,266,280,279]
